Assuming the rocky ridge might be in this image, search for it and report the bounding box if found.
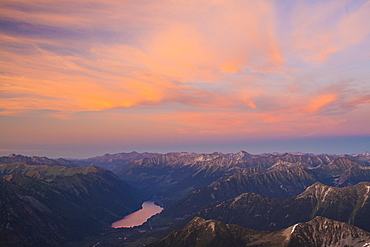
[195,182,370,232]
[149,216,370,247]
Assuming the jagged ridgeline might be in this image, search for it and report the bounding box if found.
[148,216,370,247]
[194,182,370,232]
[0,153,77,167]
[0,157,144,247]
[76,151,370,208]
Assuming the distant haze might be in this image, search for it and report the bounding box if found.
[0,135,369,159]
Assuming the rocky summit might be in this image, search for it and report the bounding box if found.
[149,216,370,247]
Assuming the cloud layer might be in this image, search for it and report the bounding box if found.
[1,0,369,155]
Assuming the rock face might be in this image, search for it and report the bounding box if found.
[0,164,144,247]
[148,217,272,247]
[149,216,370,247]
[195,182,370,232]
[287,216,370,247]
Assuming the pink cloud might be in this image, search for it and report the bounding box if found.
[305,94,338,114]
[0,0,369,145]
[291,0,370,62]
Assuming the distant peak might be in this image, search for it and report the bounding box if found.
[8,153,20,157]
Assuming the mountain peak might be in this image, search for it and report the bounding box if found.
[185,217,219,233]
[287,216,370,247]
[150,216,370,247]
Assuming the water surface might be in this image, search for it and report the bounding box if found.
[111,201,163,228]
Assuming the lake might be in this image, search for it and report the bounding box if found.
[111,201,163,228]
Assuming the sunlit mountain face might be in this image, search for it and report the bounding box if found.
[0,0,369,158]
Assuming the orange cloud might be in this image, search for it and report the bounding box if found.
[1,0,369,147]
[138,0,283,76]
[306,94,337,114]
[0,0,286,116]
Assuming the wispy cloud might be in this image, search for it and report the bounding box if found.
[291,0,370,62]
[0,0,369,153]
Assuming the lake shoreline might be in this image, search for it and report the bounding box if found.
[111,201,163,229]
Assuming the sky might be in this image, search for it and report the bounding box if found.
[1,0,369,158]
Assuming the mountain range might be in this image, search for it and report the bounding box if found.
[0,153,76,167]
[77,151,370,207]
[150,157,370,228]
[194,182,370,232]
[1,151,370,246]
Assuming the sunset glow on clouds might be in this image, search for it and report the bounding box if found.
[1,0,369,157]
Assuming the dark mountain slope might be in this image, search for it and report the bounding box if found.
[114,153,238,205]
[151,165,318,227]
[337,165,370,186]
[310,157,370,186]
[152,157,370,227]
[0,175,68,247]
[287,216,370,247]
[0,164,144,247]
[148,217,271,247]
[195,182,370,232]
[0,162,107,177]
[149,216,370,247]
